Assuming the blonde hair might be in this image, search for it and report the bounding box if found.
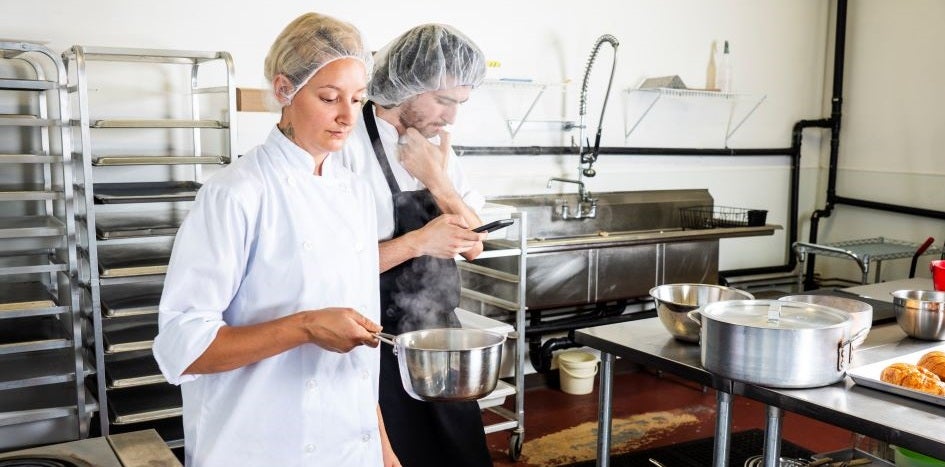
[264,12,371,106]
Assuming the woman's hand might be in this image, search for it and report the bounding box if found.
[301,308,382,352]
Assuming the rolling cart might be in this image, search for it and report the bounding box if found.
[457,211,528,460]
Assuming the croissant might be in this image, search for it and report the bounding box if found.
[881,362,945,396]
[917,351,945,379]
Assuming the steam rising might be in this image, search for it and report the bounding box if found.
[391,256,460,332]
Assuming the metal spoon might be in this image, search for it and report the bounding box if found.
[648,458,668,467]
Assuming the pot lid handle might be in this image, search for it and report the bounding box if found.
[767,301,782,325]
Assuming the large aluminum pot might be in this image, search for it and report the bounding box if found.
[690,299,857,388]
[649,283,754,343]
[377,328,505,401]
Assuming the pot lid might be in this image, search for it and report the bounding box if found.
[700,299,850,329]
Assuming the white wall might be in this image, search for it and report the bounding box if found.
[7,0,892,274]
[809,1,945,283]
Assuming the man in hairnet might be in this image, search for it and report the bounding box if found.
[336,23,492,467]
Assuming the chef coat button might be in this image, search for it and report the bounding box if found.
[286,176,295,187]
[361,433,371,443]
[306,379,317,390]
[304,443,315,453]
[354,241,364,252]
[302,241,313,251]
[386,309,396,318]
[361,370,370,380]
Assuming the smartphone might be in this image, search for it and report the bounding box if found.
[472,218,515,233]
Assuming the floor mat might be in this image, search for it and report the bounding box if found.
[563,429,814,467]
[516,407,709,466]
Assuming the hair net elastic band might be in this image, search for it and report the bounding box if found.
[282,56,368,104]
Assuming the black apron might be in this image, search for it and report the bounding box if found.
[364,102,492,467]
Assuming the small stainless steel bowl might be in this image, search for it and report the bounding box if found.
[649,283,754,343]
[892,289,945,340]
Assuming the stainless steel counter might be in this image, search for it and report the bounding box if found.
[575,317,945,466]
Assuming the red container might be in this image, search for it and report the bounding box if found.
[932,260,945,291]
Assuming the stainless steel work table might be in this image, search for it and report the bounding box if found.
[575,317,945,466]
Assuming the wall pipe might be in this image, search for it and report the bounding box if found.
[804,0,848,289]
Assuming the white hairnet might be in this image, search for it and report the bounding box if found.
[264,12,373,106]
[369,23,486,107]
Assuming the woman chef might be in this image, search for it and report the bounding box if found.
[153,12,399,467]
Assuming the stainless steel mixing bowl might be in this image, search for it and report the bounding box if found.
[892,289,945,340]
[377,328,506,401]
[648,283,754,342]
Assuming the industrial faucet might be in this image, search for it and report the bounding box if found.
[547,177,597,220]
[576,34,619,179]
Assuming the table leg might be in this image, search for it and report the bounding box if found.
[596,352,614,467]
[713,390,733,467]
[763,405,783,466]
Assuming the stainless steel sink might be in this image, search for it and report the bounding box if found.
[485,189,773,252]
[460,189,779,311]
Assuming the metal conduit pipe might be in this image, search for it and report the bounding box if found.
[805,0,848,289]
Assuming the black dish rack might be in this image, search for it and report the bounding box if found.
[680,206,768,229]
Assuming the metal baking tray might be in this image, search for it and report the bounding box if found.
[0,316,69,355]
[97,244,171,278]
[0,384,96,450]
[100,282,163,317]
[92,155,229,166]
[95,211,185,240]
[848,345,945,407]
[102,314,157,354]
[91,119,226,128]
[105,353,165,388]
[108,384,182,425]
[92,181,201,204]
[0,215,66,239]
[0,348,86,391]
[0,153,60,164]
[0,184,63,201]
[0,281,57,312]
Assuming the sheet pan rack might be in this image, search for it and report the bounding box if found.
[0,40,86,449]
[64,45,236,447]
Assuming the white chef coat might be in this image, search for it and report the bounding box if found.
[153,128,382,467]
[333,105,485,240]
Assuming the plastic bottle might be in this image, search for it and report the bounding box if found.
[717,40,733,93]
[705,41,718,90]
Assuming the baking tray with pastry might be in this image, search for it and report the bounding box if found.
[848,345,945,406]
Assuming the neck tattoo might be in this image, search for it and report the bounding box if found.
[279,123,295,141]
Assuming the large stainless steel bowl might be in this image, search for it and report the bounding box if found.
[892,289,945,340]
[649,283,754,342]
[378,328,506,401]
[779,294,872,348]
